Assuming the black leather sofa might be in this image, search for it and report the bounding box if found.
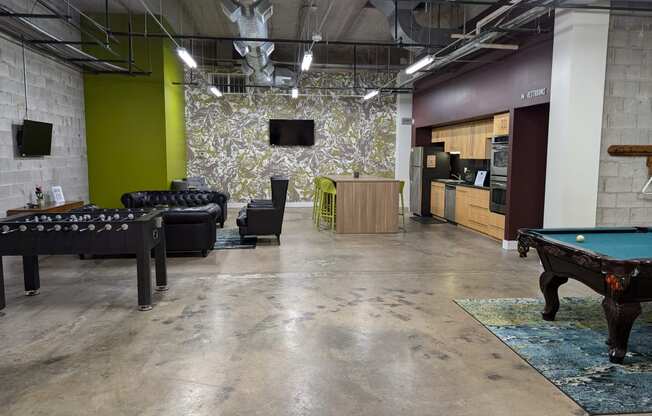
[237,177,288,242]
[121,190,229,256]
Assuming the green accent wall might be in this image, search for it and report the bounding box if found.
[163,41,187,184]
[83,15,186,207]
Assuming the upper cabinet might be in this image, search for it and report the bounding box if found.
[431,118,493,160]
[493,113,510,136]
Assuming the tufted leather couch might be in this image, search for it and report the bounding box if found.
[121,190,229,256]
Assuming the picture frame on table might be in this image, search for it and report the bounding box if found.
[51,186,65,204]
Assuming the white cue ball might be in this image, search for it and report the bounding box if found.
[576,235,585,243]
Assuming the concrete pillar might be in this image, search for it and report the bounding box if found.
[395,94,413,210]
[544,9,610,227]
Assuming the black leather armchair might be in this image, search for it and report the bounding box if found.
[237,177,289,242]
[121,190,229,256]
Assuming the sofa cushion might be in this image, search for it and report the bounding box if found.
[162,204,222,225]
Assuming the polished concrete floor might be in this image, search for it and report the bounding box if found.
[0,208,621,416]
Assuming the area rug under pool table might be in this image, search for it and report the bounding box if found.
[456,297,652,415]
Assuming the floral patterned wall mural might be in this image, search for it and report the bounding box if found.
[185,71,397,202]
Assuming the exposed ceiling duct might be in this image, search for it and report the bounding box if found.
[369,0,455,47]
[222,0,294,86]
[398,0,555,87]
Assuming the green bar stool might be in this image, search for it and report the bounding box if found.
[312,176,323,226]
[318,178,337,231]
[399,180,406,229]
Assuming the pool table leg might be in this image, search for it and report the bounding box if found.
[602,297,641,364]
[539,272,568,321]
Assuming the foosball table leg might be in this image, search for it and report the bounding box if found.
[22,256,40,296]
[136,250,152,311]
[0,257,6,310]
[154,235,168,292]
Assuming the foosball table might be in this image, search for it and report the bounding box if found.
[0,208,167,311]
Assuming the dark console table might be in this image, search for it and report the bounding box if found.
[0,208,167,311]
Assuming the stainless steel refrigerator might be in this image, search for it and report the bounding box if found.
[410,146,451,216]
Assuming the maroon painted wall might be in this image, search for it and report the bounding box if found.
[505,103,549,240]
[412,37,553,128]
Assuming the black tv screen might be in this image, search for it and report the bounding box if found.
[269,119,314,146]
[18,120,52,157]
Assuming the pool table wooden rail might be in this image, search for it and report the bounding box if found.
[518,227,652,364]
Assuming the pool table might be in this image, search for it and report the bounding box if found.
[518,227,652,364]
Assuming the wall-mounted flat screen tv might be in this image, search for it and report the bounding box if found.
[17,119,53,157]
[269,119,315,146]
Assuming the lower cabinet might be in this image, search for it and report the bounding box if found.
[455,186,505,240]
[430,182,445,218]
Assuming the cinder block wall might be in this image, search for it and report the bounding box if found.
[597,14,652,226]
[0,35,88,216]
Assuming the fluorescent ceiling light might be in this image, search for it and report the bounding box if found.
[291,87,299,98]
[451,34,474,40]
[363,89,379,100]
[301,51,313,71]
[405,55,435,75]
[478,43,519,50]
[209,86,222,97]
[449,151,461,154]
[177,48,197,69]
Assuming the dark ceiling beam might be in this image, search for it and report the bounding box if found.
[105,30,442,48]
[0,12,71,18]
[28,40,103,45]
[396,0,652,13]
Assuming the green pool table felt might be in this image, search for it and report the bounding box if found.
[541,231,652,260]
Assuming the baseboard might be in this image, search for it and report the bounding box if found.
[502,240,517,250]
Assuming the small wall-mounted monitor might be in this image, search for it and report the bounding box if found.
[269,119,315,146]
[17,120,53,157]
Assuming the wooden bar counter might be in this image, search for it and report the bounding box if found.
[324,175,400,234]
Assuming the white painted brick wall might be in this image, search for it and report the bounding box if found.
[0,35,88,216]
[597,14,652,226]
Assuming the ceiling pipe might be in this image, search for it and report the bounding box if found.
[105,31,439,48]
[0,4,150,74]
[369,0,454,47]
[398,0,557,87]
[0,7,124,72]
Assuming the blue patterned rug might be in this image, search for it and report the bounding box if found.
[456,298,652,415]
[214,228,257,250]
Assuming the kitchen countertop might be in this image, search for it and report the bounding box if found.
[432,179,490,191]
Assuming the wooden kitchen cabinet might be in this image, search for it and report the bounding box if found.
[455,187,469,226]
[433,119,493,159]
[493,113,510,136]
[454,186,505,241]
[430,182,445,218]
[487,211,506,240]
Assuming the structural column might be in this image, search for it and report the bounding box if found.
[395,93,413,210]
[544,9,610,227]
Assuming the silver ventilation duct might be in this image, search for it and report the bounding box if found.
[222,0,294,86]
[369,0,455,46]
